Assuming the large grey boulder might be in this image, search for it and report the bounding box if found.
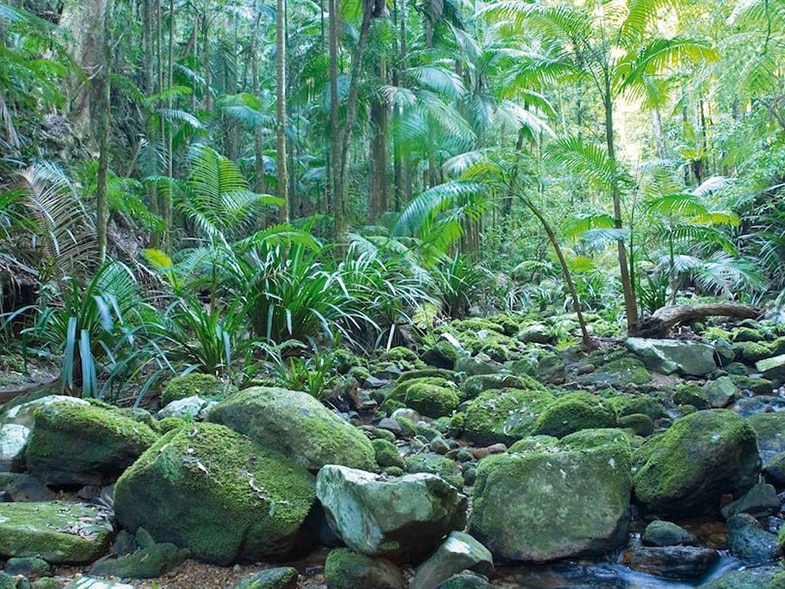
[756,354,785,381]
[467,429,632,562]
[25,401,159,486]
[114,422,315,565]
[316,465,467,563]
[411,532,493,589]
[633,410,760,517]
[0,501,113,563]
[727,514,780,564]
[208,387,377,472]
[626,338,716,376]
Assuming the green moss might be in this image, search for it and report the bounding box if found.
[114,422,315,565]
[421,340,460,369]
[381,347,420,363]
[463,388,554,446]
[324,548,403,589]
[532,392,617,438]
[161,373,230,406]
[405,453,463,488]
[608,396,668,421]
[673,384,710,410]
[26,402,159,485]
[599,358,652,386]
[208,387,377,473]
[461,373,547,402]
[371,438,404,469]
[733,341,773,363]
[393,416,417,438]
[508,435,559,454]
[156,417,186,433]
[632,409,760,516]
[387,377,460,418]
[0,501,114,563]
[618,413,654,437]
[730,374,773,395]
[31,579,62,589]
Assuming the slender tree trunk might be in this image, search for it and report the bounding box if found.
[392,0,407,212]
[276,0,289,222]
[524,196,593,350]
[251,16,265,196]
[603,81,638,330]
[163,0,174,250]
[95,0,112,263]
[369,57,389,221]
[329,0,344,238]
[652,109,667,160]
[338,2,375,224]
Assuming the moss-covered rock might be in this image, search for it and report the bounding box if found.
[232,567,299,589]
[387,378,460,419]
[460,373,547,402]
[404,453,463,488]
[673,384,710,410]
[208,387,377,472]
[463,388,554,446]
[316,465,467,563]
[632,410,760,517]
[324,548,405,589]
[161,373,230,406]
[734,342,773,364]
[747,413,785,465]
[114,422,315,565]
[0,501,113,563]
[421,341,461,370]
[371,439,404,469]
[608,395,669,421]
[468,429,632,562]
[532,393,617,438]
[578,355,652,388]
[618,413,654,437]
[730,375,773,396]
[507,435,559,455]
[89,542,190,578]
[25,401,158,486]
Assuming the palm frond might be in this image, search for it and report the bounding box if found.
[547,136,619,191]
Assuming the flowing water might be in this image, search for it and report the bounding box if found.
[493,553,746,588]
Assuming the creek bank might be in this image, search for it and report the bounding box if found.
[1,313,785,587]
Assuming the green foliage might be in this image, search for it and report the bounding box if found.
[21,261,154,398]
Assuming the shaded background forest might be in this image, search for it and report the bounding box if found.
[1,0,784,398]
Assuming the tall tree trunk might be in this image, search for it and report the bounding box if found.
[328,0,344,238]
[392,0,407,212]
[163,0,174,249]
[251,16,265,196]
[369,57,389,221]
[95,0,112,263]
[603,79,638,330]
[337,1,375,228]
[276,0,289,222]
[59,0,108,142]
[142,0,160,246]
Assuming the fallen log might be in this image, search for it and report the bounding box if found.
[630,303,762,339]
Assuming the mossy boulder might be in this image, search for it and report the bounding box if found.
[0,501,114,563]
[233,567,299,589]
[746,413,785,466]
[734,341,773,364]
[421,341,462,370]
[468,429,632,562]
[161,373,231,406]
[405,453,463,488]
[730,375,773,396]
[672,385,710,410]
[608,395,669,421]
[462,388,555,446]
[89,542,190,578]
[316,465,468,563]
[25,401,158,486]
[579,357,652,388]
[371,439,404,470]
[208,387,377,472]
[532,393,617,438]
[626,339,716,377]
[324,548,405,589]
[461,373,547,402]
[113,422,316,565]
[632,410,760,517]
[387,378,460,419]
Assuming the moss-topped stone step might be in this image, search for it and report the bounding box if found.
[0,501,114,563]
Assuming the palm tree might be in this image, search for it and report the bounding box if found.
[486,0,717,329]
